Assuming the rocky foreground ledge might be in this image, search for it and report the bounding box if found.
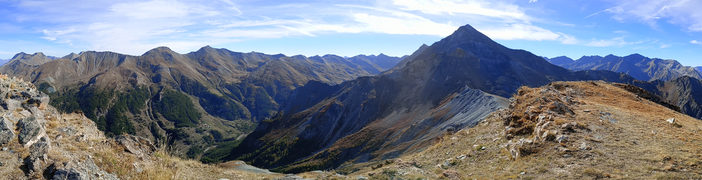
[0,75,163,179]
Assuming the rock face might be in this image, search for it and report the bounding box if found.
[229,24,639,173]
[0,117,14,145]
[18,116,46,147]
[553,54,702,81]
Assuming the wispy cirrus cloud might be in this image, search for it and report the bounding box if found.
[586,37,646,47]
[590,0,702,32]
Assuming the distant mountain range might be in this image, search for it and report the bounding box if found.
[347,54,407,71]
[0,47,403,157]
[544,54,702,81]
[228,24,640,173]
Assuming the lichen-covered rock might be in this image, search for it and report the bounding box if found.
[52,158,118,180]
[1,99,21,112]
[18,116,47,147]
[0,117,14,145]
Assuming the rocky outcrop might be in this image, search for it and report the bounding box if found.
[0,117,14,145]
[0,74,164,179]
[115,134,156,158]
[52,158,118,180]
[18,116,47,147]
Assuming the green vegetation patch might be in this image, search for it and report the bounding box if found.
[153,89,202,127]
[47,86,151,136]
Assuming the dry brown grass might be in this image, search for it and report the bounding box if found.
[343,81,702,179]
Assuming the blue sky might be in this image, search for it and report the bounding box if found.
[0,0,701,66]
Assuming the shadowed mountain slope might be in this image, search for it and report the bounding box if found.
[544,56,575,67]
[627,76,702,120]
[347,54,406,71]
[228,24,639,173]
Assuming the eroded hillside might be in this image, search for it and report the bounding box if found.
[340,81,702,179]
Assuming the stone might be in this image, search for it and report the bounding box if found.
[19,110,32,117]
[52,159,118,180]
[0,117,15,145]
[18,116,47,147]
[667,118,675,124]
[356,176,369,180]
[442,169,461,179]
[29,137,50,160]
[27,106,44,118]
[115,135,156,158]
[2,99,21,112]
[28,94,50,109]
[556,135,568,143]
[579,142,589,150]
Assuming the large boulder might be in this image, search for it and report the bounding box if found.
[18,116,46,147]
[0,117,14,145]
[115,135,156,158]
[2,99,22,112]
[52,158,118,180]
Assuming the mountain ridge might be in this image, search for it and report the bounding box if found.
[228,24,640,173]
[0,45,400,159]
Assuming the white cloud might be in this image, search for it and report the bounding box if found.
[691,40,702,44]
[351,13,456,36]
[586,37,645,47]
[478,24,559,41]
[529,0,537,3]
[110,0,191,19]
[598,0,702,32]
[557,33,579,45]
[660,44,672,48]
[392,0,529,21]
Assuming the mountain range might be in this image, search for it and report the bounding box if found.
[227,24,642,173]
[3,22,702,178]
[545,54,702,81]
[0,47,404,158]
